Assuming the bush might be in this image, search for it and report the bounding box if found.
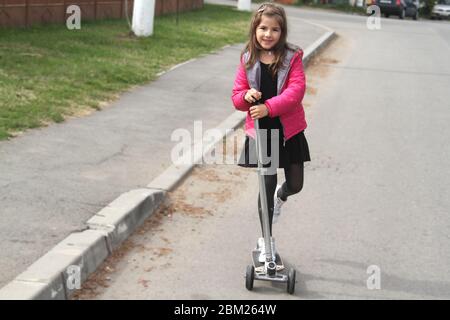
[422,0,435,14]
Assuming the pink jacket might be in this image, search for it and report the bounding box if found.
[231,47,307,142]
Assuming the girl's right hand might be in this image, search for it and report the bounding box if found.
[244,88,262,104]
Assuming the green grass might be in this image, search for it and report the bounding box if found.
[0,4,251,140]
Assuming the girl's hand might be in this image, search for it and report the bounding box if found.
[250,104,269,119]
[244,88,262,104]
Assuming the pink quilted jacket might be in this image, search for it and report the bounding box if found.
[231,48,307,142]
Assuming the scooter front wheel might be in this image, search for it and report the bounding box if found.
[246,265,255,291]
[287,268,296,294]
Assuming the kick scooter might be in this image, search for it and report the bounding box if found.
[245,118,296,294]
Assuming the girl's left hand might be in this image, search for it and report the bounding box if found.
[249,104,269,119]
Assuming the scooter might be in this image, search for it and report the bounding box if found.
[245,118,296,294]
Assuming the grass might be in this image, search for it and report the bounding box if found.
[0,4,252,140]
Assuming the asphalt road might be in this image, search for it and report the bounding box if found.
[72,5,450,299]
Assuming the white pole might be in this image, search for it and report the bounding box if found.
[237,0,251,11]
[132,0,156,37]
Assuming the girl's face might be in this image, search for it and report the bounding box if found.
[256,15,281,51]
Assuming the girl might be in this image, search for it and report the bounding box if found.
[231,3,310,263]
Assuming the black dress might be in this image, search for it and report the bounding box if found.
[238,62,311,168]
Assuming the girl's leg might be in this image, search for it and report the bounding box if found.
[257,173,277,237]
[278,162,304,201]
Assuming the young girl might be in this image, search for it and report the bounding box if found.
[231,3,310,263]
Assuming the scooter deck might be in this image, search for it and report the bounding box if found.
[251,249,284,273]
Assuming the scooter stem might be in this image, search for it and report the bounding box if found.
[254,119,273,263]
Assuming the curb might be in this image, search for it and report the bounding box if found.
[0,28,336,300]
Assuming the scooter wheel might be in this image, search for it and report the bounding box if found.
[245,265,254,291]
[287,268,296,294]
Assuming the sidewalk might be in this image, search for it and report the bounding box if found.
[0,3,330,295]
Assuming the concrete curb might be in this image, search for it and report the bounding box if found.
[303,31,336,65]
[87,189,166,252]
[0,230,109,299]
[0,28,336,300]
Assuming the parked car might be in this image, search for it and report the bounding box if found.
[431,0,450,19]
[375,0,419,19]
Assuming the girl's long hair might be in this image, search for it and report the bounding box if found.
[242,2,292,78]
